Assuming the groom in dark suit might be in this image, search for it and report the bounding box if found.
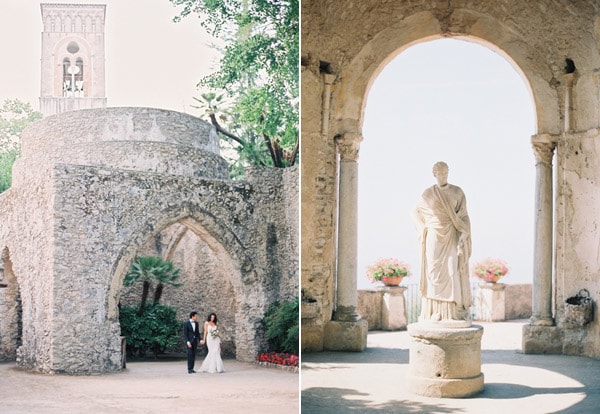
[184,311,201,373]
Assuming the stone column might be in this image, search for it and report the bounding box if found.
[323,133,368,351]
[562,73,576,132]
[333,132,362,322]
[530,134,556,326]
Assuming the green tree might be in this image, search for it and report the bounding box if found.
[123,256,182,316]
[170,0,299,174]
[0,99,42,193]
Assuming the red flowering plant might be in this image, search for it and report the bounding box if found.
[366,258,411,284]
[471,258,509,283]
[256,352,299,367]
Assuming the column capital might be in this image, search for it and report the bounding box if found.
[335,133,363,162]
[322,73,336,85]
[562,72,576,87]
[531,134,557,166]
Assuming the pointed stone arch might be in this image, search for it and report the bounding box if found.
[0,247,22,361]
[108,210,265,362]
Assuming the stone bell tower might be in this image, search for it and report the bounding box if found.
[39,3,107,117]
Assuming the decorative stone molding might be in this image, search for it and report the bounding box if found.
[531,134,557,166]
[335,133,363,162]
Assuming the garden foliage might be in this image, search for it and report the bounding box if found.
[263,296,299,355]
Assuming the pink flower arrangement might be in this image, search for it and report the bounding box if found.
[472,258,509,282]
[366,258,411,284]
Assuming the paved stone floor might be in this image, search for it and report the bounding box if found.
[301,320,600,413]
[0,358,298,413]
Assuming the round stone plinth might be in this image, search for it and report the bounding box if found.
[407,323,484,398]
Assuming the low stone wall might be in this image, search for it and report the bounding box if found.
[505,284,532,320]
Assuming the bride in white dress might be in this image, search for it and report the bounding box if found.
[199,313,225,373]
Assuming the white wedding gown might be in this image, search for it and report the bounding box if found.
[199,324,225,373]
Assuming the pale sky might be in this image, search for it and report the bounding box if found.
[358,38,536,288]
[0,0,221,113]
[0,3,536,288]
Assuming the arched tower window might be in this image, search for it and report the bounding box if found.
[75,58,84,96]
[62,58,71,97]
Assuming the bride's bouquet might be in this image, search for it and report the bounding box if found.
[210,328,219,339]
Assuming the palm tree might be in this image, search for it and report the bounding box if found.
[124,256,182,316]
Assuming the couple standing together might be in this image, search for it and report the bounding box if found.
[184,311,225,374]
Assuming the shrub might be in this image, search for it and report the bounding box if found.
[264,297,299,355]
[119,303,181,358]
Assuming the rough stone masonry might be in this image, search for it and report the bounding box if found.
[0,107,298,374]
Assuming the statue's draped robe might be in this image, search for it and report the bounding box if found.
[414,184,471,320]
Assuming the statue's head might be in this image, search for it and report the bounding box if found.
[432,161,449,175]
[432,161,449,186]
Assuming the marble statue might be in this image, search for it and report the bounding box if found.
[413,161,472,325]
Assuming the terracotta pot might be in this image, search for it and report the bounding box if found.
[381,275,403,286]
[483,275,502,283]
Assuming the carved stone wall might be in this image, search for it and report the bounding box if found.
[302,0,600,357]
[0,107,298,373]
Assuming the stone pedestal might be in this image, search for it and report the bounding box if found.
[380,286,408,330]
[323,319,368,351]
[407,323,484,398]
[478,283,506,322]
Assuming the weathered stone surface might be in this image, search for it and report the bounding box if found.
[0,107,298,374]
[323,319,368,351]
[408,323,484,398]
[522,325,563,354]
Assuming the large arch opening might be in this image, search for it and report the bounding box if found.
[358,37,536,320]
[0,247,22,361]
[108,211,260,363]
[118,219,240,358]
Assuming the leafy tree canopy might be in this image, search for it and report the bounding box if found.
[124,256,182,316]
[170,0,299,173]
[0,99,42,193]
[0,99,42,152]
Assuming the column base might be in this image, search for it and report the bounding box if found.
[323,319,368,351]
[530,316,555,326]
[407,323,484,398]
[522,324,563,354]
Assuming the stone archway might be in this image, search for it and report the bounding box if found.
[0,248,21,361]
[109,212,264,363]
[301,1,600,356]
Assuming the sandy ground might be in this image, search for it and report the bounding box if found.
[0,358,298,414]
[302,320,600,414]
